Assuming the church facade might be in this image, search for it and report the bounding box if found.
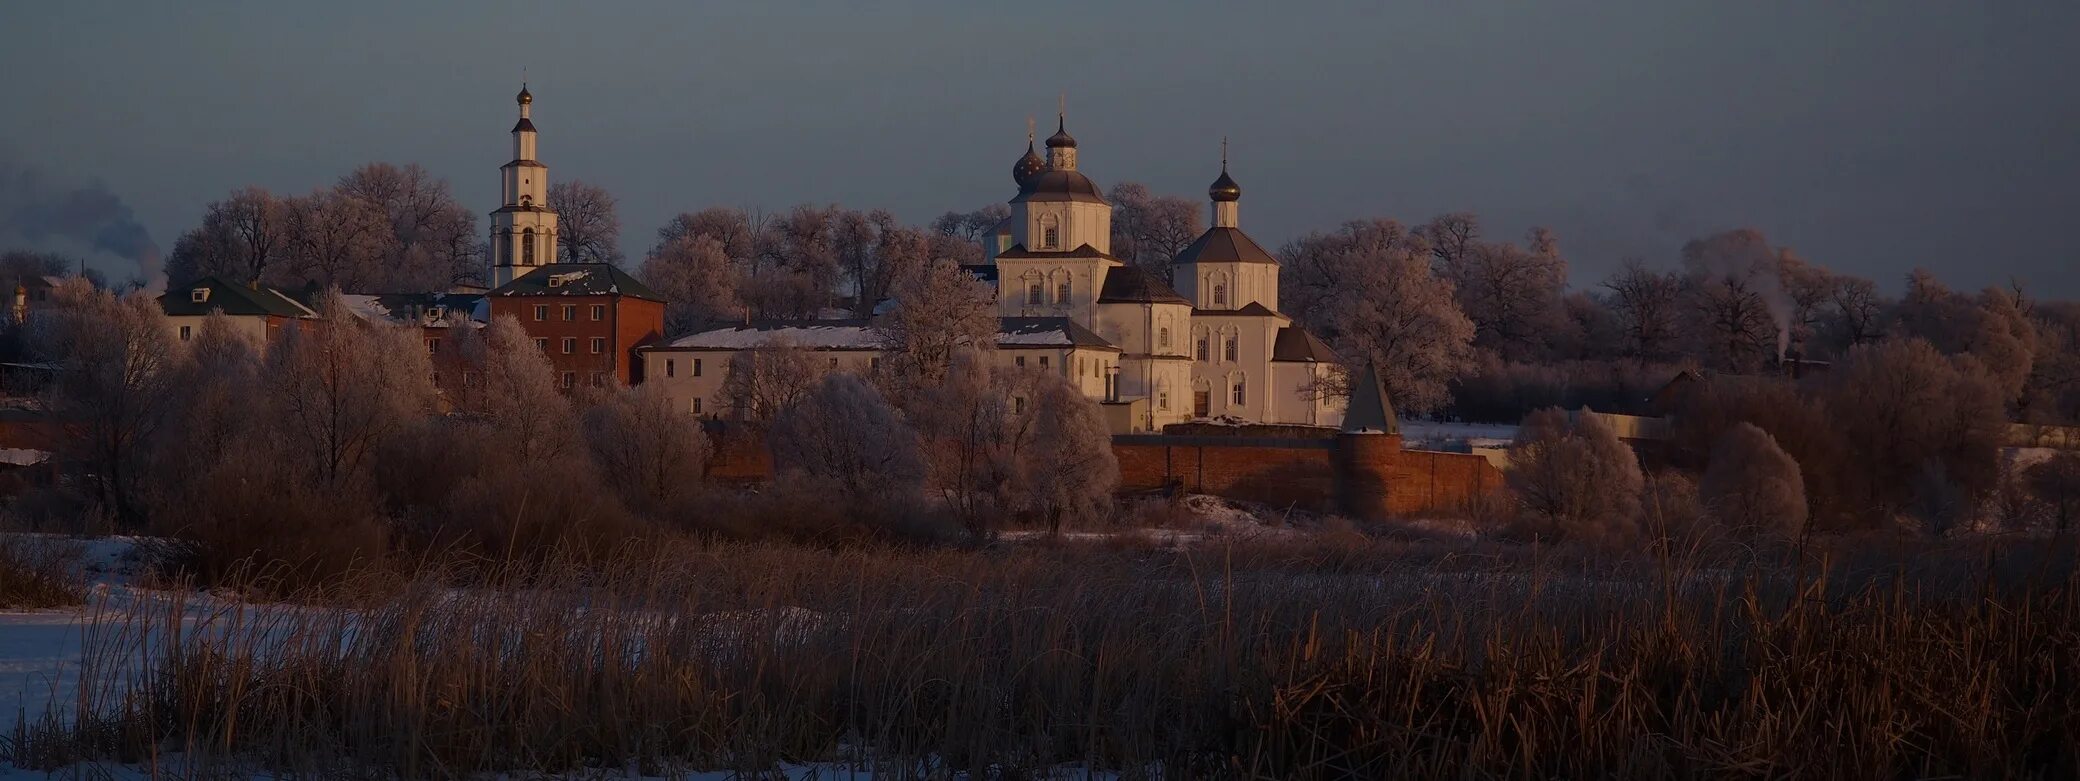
[643,113,1346,432]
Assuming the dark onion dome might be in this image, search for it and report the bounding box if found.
[1209,167,1241,202]
[517,84,533,105]
[1045,116,1076,148]
[1012,169,1107,204]
[1013,142,1046,187]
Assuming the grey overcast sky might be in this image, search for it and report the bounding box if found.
[4,1,2076,292]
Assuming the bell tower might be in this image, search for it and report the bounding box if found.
[490,83,559,287]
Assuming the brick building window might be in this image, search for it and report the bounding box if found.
[591,373,606,388]
[590,337,605,354]
[693,398,703,414]
[561,338,575,354]
[533,338,548,352]
[533,305,548,321]
[178,326,193,341]
[431,371,441,386]
[562,305,576,321]
[560,372,575,388]
[665,359,676,378]
[590,305,605,321]
[1013,396,1026,414]
[425,338,439,355]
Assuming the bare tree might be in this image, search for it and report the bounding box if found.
[768,373,925,507]
[912,350,1030,536]
[1820,338,2007,523]
[878,257,998,392]
[277,189,388,291]
[1109,183,1202,282]
[1451,236,1568,360]
[1418,212,1481,273]
[719,338,827,420]
[583,382,712,512]
[1699,422,1807,543]
[640,234,744,335]
[1821,275,1885,352]
[1602,259,1683,362]
[263,292,436,494]
[336,163,481,291]
[1281,218,1475,414]
[549,180,623,265]
[1505,408,1644,544]
[1681,229,1787,372]
[1775,250,1834,355]
[29,279,178,524]
[2026,452,2080,536]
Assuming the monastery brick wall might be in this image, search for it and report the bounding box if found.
[693,424,1502,520]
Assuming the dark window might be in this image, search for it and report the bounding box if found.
[561,338,575,355]
[1196,338,1209,361]
[523,229,537,265]
[533,338,548,351]
[590,337,605,354]
[1027,283,1044,306]
[178,326,193,341]
[1224,337,1238,362]
[590,305,605,321]
[425,338,439,355]
[533,305,548,321]
[1015,356,1026,368]
[560,371,574,388]
[693,398,703,415]
[693,358,703,377]
[1057,281,1071,303]
[1232,379,1246,406]
[665,359,676,378]
[562,305,576,321]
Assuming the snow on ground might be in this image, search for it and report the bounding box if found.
[1399,419,1518,450]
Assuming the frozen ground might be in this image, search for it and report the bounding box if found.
[1399,419,1518,449]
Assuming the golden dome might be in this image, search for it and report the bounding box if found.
[517,85,533,105]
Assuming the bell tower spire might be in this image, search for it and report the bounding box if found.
[490,82,559,287]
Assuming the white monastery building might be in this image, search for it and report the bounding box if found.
[642,113,1346,433]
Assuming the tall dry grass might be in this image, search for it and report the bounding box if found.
[9,536,2079,779]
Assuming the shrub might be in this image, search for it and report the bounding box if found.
[0,535,84,608]
[1699,422,1808,544]
[1504,407,1645,544]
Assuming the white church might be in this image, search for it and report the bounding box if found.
[641,113,1346,433]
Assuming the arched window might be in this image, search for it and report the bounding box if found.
[522,228,536,265]
[1196,337,1209,361]
[1038,215,1060,249]
[1232,377,1247,406]
[520,195,532,207]
[1158,327,1171,349]
[498,232,512,265]
[1213,284,1228,307]
[1224,336,1238,362]
[1057,280,1071,304]
[1027,282,1044,305]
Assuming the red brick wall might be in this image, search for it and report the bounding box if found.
[489,295,665,387]
[1116,438,1339,511]
[1381,447,1502,517]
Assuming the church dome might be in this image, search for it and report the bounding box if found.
[1013,143,1046,186]
[1045,117,1076,149]
[517,85,533,105]
[1209,168,1242,202]
[1014,169,1106,204]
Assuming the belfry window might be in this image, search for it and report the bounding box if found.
[1038,215,1060,249]
[1213,284,1228,307]
[522,228,537,265]
[498,234,512,265]
[1158,327,1171,349]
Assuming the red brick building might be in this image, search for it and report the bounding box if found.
[486,263,667,388]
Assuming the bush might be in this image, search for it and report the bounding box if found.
[1504,408,1645,544]
[0,535,84,608]
[1699,422,1808,544]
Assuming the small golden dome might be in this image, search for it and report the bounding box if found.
[517,85,533,105]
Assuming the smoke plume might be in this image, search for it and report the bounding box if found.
[0,156,165,292]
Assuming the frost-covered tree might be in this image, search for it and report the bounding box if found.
[336,162,482,290]
[263,292,436,494]
[455,314,575,463]
[1820,337,2007,522]
[1505,408,1644,543]
[878,257,997,392]
[583,382,712,511]
[1602,260,1683,362]
[641,234,744,335]
[1020,370,1119,534]
[1449,234,1568,360]
[912,350,1028,534]
[29,279,178,523]
[768,373,925,506]
[1700,422,1807,542]
[719,338,826,421]
[1680,229,1787,372]
[549,180,623,265]
[2026,452,2080,536]
[1281,218,1475,413]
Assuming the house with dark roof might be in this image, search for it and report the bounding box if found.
[157,276,317,345]
[486,263,666,389]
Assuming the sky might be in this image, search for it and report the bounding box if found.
[4,1,2077,294]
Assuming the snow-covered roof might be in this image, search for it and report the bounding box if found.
[0,448,49,467]
[656,317,1119,352]
[663,320,884,351]
[339,293,487,329]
